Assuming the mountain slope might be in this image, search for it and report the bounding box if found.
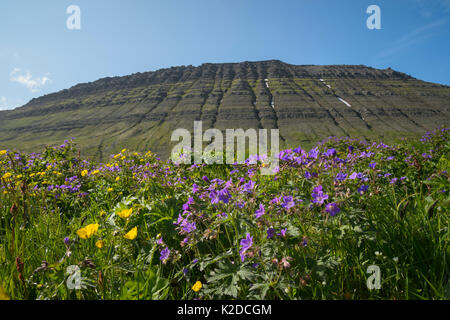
[1,60,449,160]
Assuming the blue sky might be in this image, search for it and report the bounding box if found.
[1,0,449,110]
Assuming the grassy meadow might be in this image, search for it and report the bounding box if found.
[0,127,448,300]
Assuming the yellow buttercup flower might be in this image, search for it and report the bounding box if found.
[117,208,132,219]
[81,170,88,177]
[2,172,11,180]
[91,170,100,175]
[96,240,104,249]
[100,210,106,217]
[121,149,127,154]
[115,176,120,181]
[107,187,113,192]
[0,150,7,156]
[124,227,137,240]
[77,223,99,239]
[192,281,202,292]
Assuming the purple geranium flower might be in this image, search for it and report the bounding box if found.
[324,148,336,157]
[358,185,369,195]
[209,190,219,204]
[239,233,253,262]
[281,196,295,210]
[64,237,70,246]
[255,204,265,219]
[308,147,319,159]
[182,197,194,211]
[325,202,340,216]
[312,185,328,205]
[335,172,347,181]
[160,247,170,262]
[218,188,231,203]
[241,180,256,193]
[267,228,276,239]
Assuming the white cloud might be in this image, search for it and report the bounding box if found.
[10,68,51,93]
[0,96,23,111]
[0,96,14,111]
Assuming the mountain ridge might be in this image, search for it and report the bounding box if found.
[0,60,449,160]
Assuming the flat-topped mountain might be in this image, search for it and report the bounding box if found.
[1,60,449,160]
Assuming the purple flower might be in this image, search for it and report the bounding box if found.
[369,162,377,169]
[218,188,231,203]
[293,147,303,154]
[192,183,199,193]
[304,171,312,179]
[209,190,219,204]
[278,228,287,237]
[181,220,196,233]
[182,197,194,211]
[192,259,199,264]
[267,228,276,239]
[308,147,319,159]
[270,196,281,205]
[325,203,340,216]
[311,185,328,205]
[358,185,369,195]
[64,237,70,246]
[239,233,253,262]
[281,196,295,210]
[335,172,347,181]
[160,247,170,262]
[349,172,358,180]
[348,145,354,152]
[255,204,265,219]
[324,148,336,157]
[390,178,398,184]
[241,180,255,193]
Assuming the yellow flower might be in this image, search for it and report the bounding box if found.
[107,188,113,192]
[192,281,202,292]
[81,170,88,177]
[124,227,137,240]
[95,240,104,249]
[100,210,106,217]
[121,149,127,154]
[0,285,10,300]
[0,150,7,156]
[77,223,99,239]
[121,156,126,161]
[91,170,100,175]
[117,208,132,219]
[113,154,121,159]
[115,176,120,181]
[1,172,11,180]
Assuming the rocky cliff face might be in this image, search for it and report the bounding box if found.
[1,60,449,160]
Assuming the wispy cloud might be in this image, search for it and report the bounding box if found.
[10,68,51,93]
[0,96,24,111]
[0,96,7,110]
[376,17,450,60]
